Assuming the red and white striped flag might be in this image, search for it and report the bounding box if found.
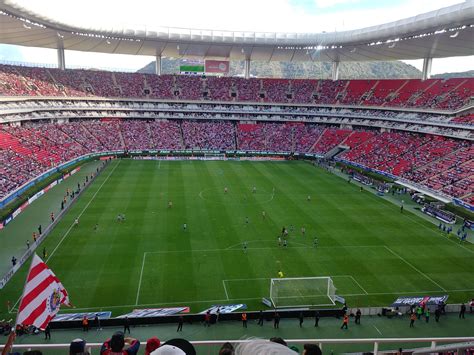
[16,254,70,329]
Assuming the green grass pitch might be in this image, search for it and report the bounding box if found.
[1,159,473,316]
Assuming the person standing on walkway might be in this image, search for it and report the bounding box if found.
[274,312,280,329]
[215,307,221,323]
[82,316,89,332]
[123,316,131,334]
[340,314,349,330]
[299,312,304,327]
[44,324,51,340]
[257,310,264,326]
[435,308,441,322]
[425,308,430,323]
[314,311,320,327]
[94,314,101,331]
[410,312,416,328]
[204,310,211,327]
[355,309,361,325]
[416,306,423,320]
[242,312,247,328]
[460,303,466,319]
[177,316,183,332]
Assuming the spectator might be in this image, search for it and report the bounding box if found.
[218,342,234,355]
[70,338,90,355]
[303,344,322,355]
[100,331,140,355]
[150,338,195,355]
[145,337,161,355]
[234,339,295,355]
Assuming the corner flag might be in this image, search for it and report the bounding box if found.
[16,254,70,329]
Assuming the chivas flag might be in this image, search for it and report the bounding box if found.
[16,254,70,329]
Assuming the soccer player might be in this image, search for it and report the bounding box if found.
[183,223,187,231]
[301,227,306,236]
[253,186,257,194]
[94,224,99,232]
[313,237,318,248]
[278,236,282,247]
[168,200,173,208]
[262,211,266,219]
[307,195,311,202]
[224,187,228,194]
[283,239,288,247]
[74,218,79,227]
[243,241,248,253]
[245,216,249,225]
[278,270,284,278]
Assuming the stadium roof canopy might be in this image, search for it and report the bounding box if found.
[0,0,473,63]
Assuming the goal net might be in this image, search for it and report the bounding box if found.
[270,277,336,308]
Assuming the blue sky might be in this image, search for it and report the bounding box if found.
[0,0,472,74]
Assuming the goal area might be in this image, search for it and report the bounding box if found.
[270,277,336,308]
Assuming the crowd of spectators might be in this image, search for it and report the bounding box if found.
[0,119,472,203]
[1,64,472,109]
[182,120,235,150]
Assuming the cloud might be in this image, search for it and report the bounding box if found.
[313,0,360,9]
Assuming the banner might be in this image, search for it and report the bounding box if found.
[53,311,112,322]
[391,295,449,307]
[262,298,272,308]
[116,307,190,318]
[199,304,247,314]
[205,60,230,74]
[464,219,474,230]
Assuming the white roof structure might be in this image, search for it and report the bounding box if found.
[0,0,473,62]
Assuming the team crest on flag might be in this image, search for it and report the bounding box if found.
[16,254,71,329]
[47,289,62,313]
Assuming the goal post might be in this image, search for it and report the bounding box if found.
[270,277,337,308]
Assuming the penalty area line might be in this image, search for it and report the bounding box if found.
[136,252,147,305]
[222,280,230,300]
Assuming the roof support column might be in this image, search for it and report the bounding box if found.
[332,61,340,81]
[244,58,251,79]
[57,39,65,71]
[155,54,162,76]
[422,57,432,80]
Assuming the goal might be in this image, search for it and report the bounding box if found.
[270,277,337,308]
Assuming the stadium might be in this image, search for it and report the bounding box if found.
[0,0,473,353]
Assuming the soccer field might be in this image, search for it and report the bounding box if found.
[2,159,474,317]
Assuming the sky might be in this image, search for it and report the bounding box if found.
[0,0,472,74]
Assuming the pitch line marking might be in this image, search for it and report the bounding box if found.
[136,252,148,305]
[384,246,447,292]
[222,280,230,300]
[349,275,369,295]
[331,275,369,295]
[373,325,383,335]
[10,160,121,312]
